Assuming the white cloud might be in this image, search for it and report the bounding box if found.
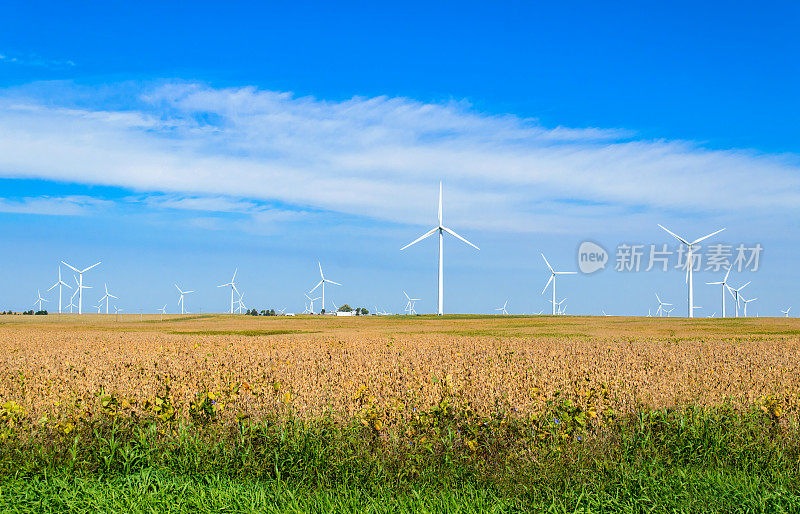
[0,52,75,68]
[0,81,798,234]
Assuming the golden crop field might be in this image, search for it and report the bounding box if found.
[1,314,799,427]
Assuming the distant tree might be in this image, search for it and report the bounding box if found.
[338,304,352,312]
[321,308,325,314]
[355,307,361,315]
[360,307,369,315]
[270,309,276,316]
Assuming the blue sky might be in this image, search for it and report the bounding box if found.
[1,2,798,315]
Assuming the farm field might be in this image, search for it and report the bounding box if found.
[1,314,799,512]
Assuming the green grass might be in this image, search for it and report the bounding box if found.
[0,405,797,512]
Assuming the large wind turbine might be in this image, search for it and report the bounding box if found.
[657,225,725,317]
[61,261,101,314]
[33,290,48,312]
[217,269,239,314]
[401,182,479,316]
[309,262,340,314]
[175,284,194,315]
[706,267,732,318]
[47,266,72,314]
[99,283,118,314]
[541,254,576,315]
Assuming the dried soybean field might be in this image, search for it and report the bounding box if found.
[1,314,799,424]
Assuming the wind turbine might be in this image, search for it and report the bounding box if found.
[741,297,757,317]
[68,288,79,313]
[781,307,791,317]
[403,291,420,315]
[655,293,671,317]
[541,254,577,315]
[727,281,750,317]
[95,303,103,314]
[548,298,567,315]
[99,283,118,314]
[236,292,247,314]
[61,261,101,314]
[302,303,312,314]
[401,182,479,316]
[665,307,676,317]
[33,290,48,312]
[175,284,194,315]
[309,262,340,314]
[158,304,167,321]
[706,267,732,318]
[47,266,72,314]
[495,300,509,315]
[217,268,239,314]
[305,293,321,314]
[657,225,725,317]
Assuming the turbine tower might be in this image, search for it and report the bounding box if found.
[47,266,72,314]
[99,283,118,314]
[309,262,340,314]
[541,254,576,315]
[401,182,479,315]
[706,267,732,318]
[175,284,194,315]
[217,268,239,314]
[657,225,725,317]
[61,261,101,314]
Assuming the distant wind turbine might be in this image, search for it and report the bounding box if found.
[401,182,479,315]
[158,304,167,321]
[47,266,72,314]
[727,281,750,317]
[706,267,732,318]
[99,283,118,314]
[217,268,239,314]
[61,261,101,314]
[655,293,671,317]
[309,262,340,314]
[33,289,48,312]
[68,287,79,313]
[305,293,321,314]
[403,291,420,315]
[175,284,194,315]
[495,300,509,315]
[657,225,725,317]
[741,297,757,317]
[781,307,791,317]
[541,254,576,315]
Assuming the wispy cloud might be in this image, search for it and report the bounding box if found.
[0,196,109,216]
[0,52,75,69]
[0,81,797,234]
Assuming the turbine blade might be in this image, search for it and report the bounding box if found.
[541,274,554,295]
[400,227,438,251]
[555,271,577,275]
[738,281,751,291]
[309,280,323,293]
[657,224,689,246]
[82,262,102,273]
[723,266,732,282]
[541,253,556,273]
[232,268,238,282]
[326,280,341,286]
[47,282,59,291]
[61,261,79,273]
[438,182,442,226]
[691,228,726,245]
[442,227,479,250]
[318,261,324,279]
